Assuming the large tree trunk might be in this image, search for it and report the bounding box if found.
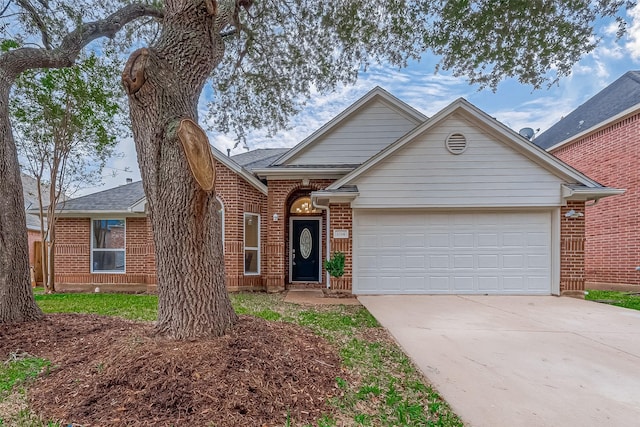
[125,0,240,339]
[0,80,43,322]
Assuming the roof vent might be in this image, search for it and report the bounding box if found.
[445,133,467,155]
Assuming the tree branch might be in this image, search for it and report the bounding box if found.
[0,3,164,79]
[0,1,12,18]
[15,0,52,49]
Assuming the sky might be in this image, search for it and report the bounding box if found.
[93,6,640,196]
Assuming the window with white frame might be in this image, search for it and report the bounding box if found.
[91,219,126,273]
[215,197,225,249]
[244,213,259,274]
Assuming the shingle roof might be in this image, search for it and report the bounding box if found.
[231,148,291,170]
[534,71,640,149]
[59,181,145,212]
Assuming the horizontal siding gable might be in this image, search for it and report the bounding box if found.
[287,98,419,166]
[351,114,567,208]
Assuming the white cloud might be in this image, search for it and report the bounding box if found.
[625,5,640,59]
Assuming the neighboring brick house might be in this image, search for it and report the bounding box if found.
[534,71,639,289]
[51,87,621,295]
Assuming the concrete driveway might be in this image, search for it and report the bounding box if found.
[359,295,640,427]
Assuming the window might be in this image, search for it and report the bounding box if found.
[215,197,225,248]
[244,213,260,274]
[91,219,125,273]
[290,196,318,214]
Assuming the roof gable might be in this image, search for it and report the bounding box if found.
[274,87,427,166]
[329,98,604,193]
[534,71,640,149]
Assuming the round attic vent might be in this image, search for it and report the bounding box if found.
[445,133,468,155]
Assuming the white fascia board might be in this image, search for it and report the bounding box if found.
[55,210,148,218]
[561,185,626,201]
[128,197,147,213]
[273,87,427,166]
[253,167,354,180]
[547,103,640,153]
[310,190,359,204]
[328,98,604,191]
[210,146,268,195]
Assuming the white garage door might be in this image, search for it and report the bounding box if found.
[353,210,552,295]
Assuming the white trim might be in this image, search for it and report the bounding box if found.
[546,102,640,152]
[252,167,355,180]
[273,87,427,165]
[216,196,225,251]
[90,218,126,274]
[243,212,260,275]
[311,190,359,205]
[327,98,608,192]
[289,216,323,283]
[561,184,625,201]
[211,146,268,195]
[128,198,147,213]
[551,208,561,296]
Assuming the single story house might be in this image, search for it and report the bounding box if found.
[534,71,638,289]
[49,87,622,295]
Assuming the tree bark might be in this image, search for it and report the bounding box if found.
[125,0,240,339]
[0,80,43,322]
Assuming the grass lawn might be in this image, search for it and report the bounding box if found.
[585,289,640,311]
[1,291,462,427]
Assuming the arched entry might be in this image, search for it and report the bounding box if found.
[288,194,322,283]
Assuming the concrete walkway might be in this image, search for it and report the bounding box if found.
[359,295,640,427]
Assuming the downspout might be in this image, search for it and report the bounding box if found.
[312,198,331,289]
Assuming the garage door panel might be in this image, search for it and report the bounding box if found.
[429,255,449,268]
[478,254,499,268]
[478,233,499,247]
[428,276,450,291]
[453,233,474,248]
[405,255,426,269]
[428,233,449,247]
[478,276,500,291]
[453,276,474,291]
[354,210,551,295]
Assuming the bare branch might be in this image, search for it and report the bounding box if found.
[0,1,12,17]
[15,0,52,49]
[0,3,164,79]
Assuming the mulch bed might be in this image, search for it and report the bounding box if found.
[0,314,344,426]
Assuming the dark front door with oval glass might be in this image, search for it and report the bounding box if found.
[291,218,321,282]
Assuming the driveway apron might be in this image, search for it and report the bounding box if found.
[359,295,640,427]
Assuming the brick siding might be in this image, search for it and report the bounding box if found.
[560,201,586,293]
[328,203,353,291]
[265,179,335,291]
[552,112,640,287]
[55,158,268,292]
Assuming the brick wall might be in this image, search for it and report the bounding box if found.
[560,201,586,293]
[55,217,154,289]
[553,113,640,287]
[217,160,268,292]
[328,203,353,291]
[54,158,268,292]
[265,179,334,291]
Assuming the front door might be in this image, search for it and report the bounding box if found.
[290,218,321,282]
